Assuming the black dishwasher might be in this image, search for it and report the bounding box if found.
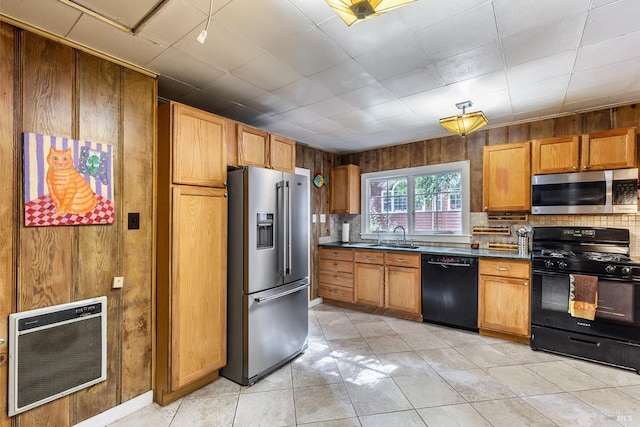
[421,254,479,331]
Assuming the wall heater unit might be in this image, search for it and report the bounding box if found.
[8,296,107,416]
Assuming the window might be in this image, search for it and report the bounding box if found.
[361,161,471,243]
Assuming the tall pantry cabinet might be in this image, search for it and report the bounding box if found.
[155,101,228,405]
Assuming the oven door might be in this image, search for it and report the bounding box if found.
[531,269,640,343]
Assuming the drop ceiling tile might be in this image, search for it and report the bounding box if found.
[286,0,336,24]
[494,0,591,38]
[303,118,343,134]
[215,0,314,51]
[270,78,333,107]
[398,0,490,33]
[509,75,571,103]
[242,92,297,115]
[574,31,640,72]
[310,60,377,96]
[513,105,564,121]
[272,106,324,126]
[157,75,197,101]
[338,83,396,109]
[223,103,272,125]
[435,42,504,84]
[69,0,162,28]
[566,78,635,104]
[319,10,412,58]
[178,88,237,113]
[361,100,412,120]
[270,28,349,77]
[414,3,498,63]
[502,12,586,67]
[582,0,640,45]
[303,96,355,117]
[0,0,81,36]
[201,74,265,103]
[68,14,167,67]
[561,95,615,113]
[569,57,640,91]
[232,54,304,92]
[140,0,204,45]
[381,65,445,98]
[511,94,565,113]
[328,109,376,127]
[249,117,296,135]
[147,46,225,88]
[356,35,428,81]
[506,50,577,87]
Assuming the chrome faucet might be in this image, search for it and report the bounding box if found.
[376,228,382,245]
[393,225,406,245]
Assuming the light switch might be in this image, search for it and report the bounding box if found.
[320,214,326,223]
[312,214,317,223]
[113,277,124,289]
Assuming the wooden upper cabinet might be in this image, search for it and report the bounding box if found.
[237,124,269,168]
[581,127,637,171]
[531,135,580,174]
[330,164,361,214]
[532,128,638,174]
[483,141,531,212]
[269,133,296,173]
[160,102,227,187]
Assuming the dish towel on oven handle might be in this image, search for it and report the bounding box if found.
[569,274,598,320]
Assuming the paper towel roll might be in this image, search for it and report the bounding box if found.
[341,223,350,243]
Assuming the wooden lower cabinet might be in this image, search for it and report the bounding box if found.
[478,258,531,342]
[354,260,385,307]
[385,252,421,314]
[156,186,228,405]
[319,248,354,303]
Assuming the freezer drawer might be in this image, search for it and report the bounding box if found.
[246,281,308,382]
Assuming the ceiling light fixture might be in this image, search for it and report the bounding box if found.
[326,0,416,26]
[197,0,214,44]
[439,101,488,136]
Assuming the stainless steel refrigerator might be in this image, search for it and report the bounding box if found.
[221,166,309,386]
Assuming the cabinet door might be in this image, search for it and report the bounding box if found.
[237,124,269,168]
[582,128,637,171]
[478,274,530,337]
[171,186,227,389]
[269,134,296,172]
[330,164,360,214]
[483,142,531,212]
[385,265,421,314]
[531,136,580,174]
[354,262,384,307]
[172,103,227,187]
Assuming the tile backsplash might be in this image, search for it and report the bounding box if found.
[328,213,640,257]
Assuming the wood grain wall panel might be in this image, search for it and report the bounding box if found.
[74,51,121,422]
[467,131,486,212]
[119,69,155,401]
[614,105,640,129]
[555,114,580,136]
[394,143,410,169]
[487,128,506,146]
[425,139,442,164]
[442,136,466,162]
[507,124,529,142]
[380,146,393,171]
[0,23,16,427]
[18,30,75,427]
[529,119,554,139]
[582,110,611,132]
[362,149,378,173]
[409,140,427,167]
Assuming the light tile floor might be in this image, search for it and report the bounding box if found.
[110,304,640,427]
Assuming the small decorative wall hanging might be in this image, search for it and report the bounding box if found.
[23,133,115,226]
[313,173,326,188]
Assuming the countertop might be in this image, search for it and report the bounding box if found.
[319,241,531,261]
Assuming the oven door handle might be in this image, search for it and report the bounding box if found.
[533,268,640,283]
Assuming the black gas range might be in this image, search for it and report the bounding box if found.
[531,226,640,373]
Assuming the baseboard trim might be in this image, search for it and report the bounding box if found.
[308,297,323,308]
[73,390,153,427]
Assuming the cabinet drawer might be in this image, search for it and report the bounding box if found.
[479,259,530,279]
[319,271,353,288]
[319,284,353,303]
[319,259,353,274]
[320,248,354,261]
[385,252,420,268]
[354,250,384,264]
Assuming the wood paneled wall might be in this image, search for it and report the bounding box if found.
[0,23,156,426]
[338,105,640,212]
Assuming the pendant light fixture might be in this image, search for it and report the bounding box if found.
[326,0,416,26]
[439,101,488,136]
[197,0,214,44]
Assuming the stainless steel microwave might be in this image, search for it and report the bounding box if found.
[531,168,638,214]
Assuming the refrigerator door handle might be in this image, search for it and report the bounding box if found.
[254,283,308,303]
[285,180,292,275]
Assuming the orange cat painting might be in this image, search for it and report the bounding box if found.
[46,147,98,215]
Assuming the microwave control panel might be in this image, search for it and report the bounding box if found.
[612,179,638,205]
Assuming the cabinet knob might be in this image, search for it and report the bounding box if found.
[223,181,227,187]
[523,281,529,286]
[484,206,488,211]
[582,165,588,170]
[572,166,578,171]
[224,192,228,198]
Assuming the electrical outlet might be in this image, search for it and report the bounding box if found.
[112,277,124,289]
[128,212,140,230]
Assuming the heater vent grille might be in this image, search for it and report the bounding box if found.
[9,297,107,416]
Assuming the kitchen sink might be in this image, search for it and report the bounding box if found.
[368,243,420,249]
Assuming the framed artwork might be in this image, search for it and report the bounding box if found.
[23,133,115,226]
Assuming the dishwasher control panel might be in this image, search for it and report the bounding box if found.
[424,255,476,266]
